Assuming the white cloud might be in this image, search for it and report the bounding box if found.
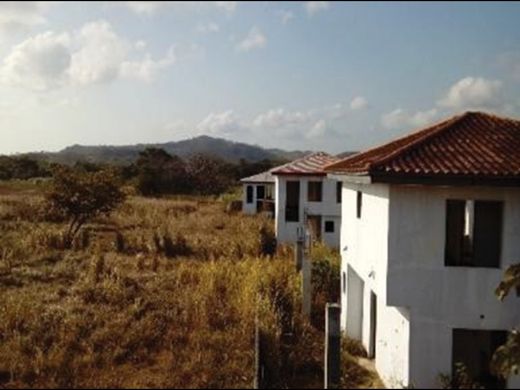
[69,20,129,86]
[437,76,503,110]
[277,10,294,24]
[120,1,238,16]
[197,110,243,136]
[197,22,220,34]
[214,1,237,15]
[350,96,368,111]
[305,1,330,16]
[0,20,181,90]
[498,51,520,82]
[120,46,176,82]
[0,2,51,36]
[236,26,266,52]
[253,108,308,128]
[306,119,327,139]
[123,1,167,16]
[381,108,438,130]
[0,31,71,90]
[135,40,147,50]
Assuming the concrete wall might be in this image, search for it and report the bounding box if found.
[339,182,520,388]
[242,183,274,215]
[339,182,411,387]
[387,185,520,388]
[274,175,341,247]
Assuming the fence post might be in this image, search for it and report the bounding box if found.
[325,303,341,389]
[295,237,304,272]
[301,252,312,318]
[254,317,265,389]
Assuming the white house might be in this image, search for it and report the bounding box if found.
[326,111,520,389]
[240,170,275,216]
[271,152,342,248]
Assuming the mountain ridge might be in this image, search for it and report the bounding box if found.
[21,135,315,165]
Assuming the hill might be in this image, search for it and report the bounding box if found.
[24,135,311,165]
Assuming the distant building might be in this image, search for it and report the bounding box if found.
[326,111,520,388]
[271,152,342,248]
[240,170,275,216]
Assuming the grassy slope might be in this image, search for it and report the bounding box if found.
[0,183,382,389]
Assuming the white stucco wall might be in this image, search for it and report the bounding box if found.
[274,175,341,247]
[387,185,520,389]
[339,182,411,387]
[339,181,520,388]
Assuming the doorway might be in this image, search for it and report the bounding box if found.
[369,291,377,359]
[307,215,322,242]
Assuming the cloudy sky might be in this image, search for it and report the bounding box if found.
[1,1,520,155]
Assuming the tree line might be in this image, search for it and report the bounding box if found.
[0,148,282,196]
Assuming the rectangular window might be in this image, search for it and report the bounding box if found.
[342,272,346,294]
[325,220,335,233]
[256,185,265,200]
[452,329,507,389]
[285,181,300,222]
[445,200,503,268]
[246,185,253,204]
[336,181,342,203]
[357,191,363,219]
[308,181,323,202]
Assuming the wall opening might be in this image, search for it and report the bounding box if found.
[369,291,377,359]
[285,181,300,222]
[445,200,503,268]
[246,185,254,204]
[308,181,323,202]
[307,215,322,242]
[452,329,507,389]
[346,265,364,341]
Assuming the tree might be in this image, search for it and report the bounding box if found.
[492,264,520,378]
[136,148,188,195]
[185,154,234,195]
[46,166,126,247]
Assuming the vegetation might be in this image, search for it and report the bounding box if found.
[0,156,50,180]
[0,181,380,389]
[46,166,126,248]
[491,264,520,379]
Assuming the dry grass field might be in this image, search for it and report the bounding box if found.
[0,181,382,389]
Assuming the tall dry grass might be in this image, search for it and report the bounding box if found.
[0,186,379,389]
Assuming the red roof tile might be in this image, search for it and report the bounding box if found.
[272,152,340,176]
[325,111,520,185]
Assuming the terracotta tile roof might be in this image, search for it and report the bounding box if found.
[325,111,520,185]
[271,152,340,176]
[240,170,275,183]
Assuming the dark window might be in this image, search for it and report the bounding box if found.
[308,181,323,202]
[357,191,363,219]
[452,329,507,389]
[337,181,342,203]
[285,181,300,222]
[325,220,335,233]
[256,185,265,200]
[342,272,346,294]
[445,200,503,268]
[246,185,253,204]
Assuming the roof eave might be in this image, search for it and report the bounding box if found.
[326,171,372,184]
[370,172,520,187]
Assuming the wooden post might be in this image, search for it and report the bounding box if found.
[325,303,341,389]
[295,237,304,272]
[302,252,312,317]
[254,317,265,389]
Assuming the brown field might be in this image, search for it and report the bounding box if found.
[0,181,382,389]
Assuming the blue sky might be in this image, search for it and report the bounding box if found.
[1,1,520,155]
